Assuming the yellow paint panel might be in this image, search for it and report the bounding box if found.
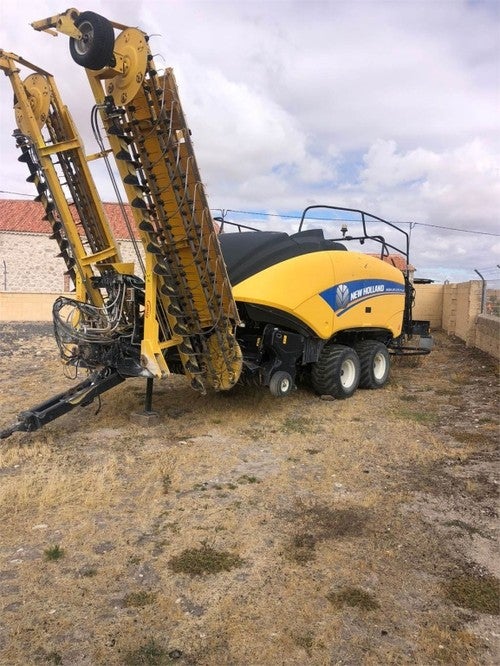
[233,250,406,339]
[291,295,334,337]
[234,251,336,309]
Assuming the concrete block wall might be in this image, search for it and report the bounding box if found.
[415,281,484,345]
[453,281,482,346]
[442,283,457,335]
[411,281,498,360]
[475,315,500,360]
[1,266,498,360]
[0,292,70,321]
[412,284,444,330]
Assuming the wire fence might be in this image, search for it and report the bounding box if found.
[483,278,500,316]
[475,266,500,315]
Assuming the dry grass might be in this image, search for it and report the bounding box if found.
[0,454,124,518]
[123,591,158,608]
[444,573,500,615]
[0,329,498,665]
[417,623,483,664]
[327,586,380,611]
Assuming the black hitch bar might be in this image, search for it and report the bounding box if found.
[0,368,125,440]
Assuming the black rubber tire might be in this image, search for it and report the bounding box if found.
[311,344,360,399]
[355,340,390,389]
[269,371,293,397]
[69,11,115,70]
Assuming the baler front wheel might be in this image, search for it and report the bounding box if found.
[69,11,115,70]
[355,340,390,389]
[311,344,360,399]
[269,371,293,397]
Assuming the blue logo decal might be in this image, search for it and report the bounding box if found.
[335,284,350,309]
[320,279,405,316]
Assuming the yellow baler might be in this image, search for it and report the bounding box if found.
[211,210,431,399]
[0,10,432,439]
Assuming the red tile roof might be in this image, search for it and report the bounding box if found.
[0,200,412,270]
[0,198,139,239]
[367,252,415,272]
[0,199,222,237]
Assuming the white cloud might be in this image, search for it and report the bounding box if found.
[176,62,306,180]
[360,140,440,190]
[357,138,500,228]
[0,0,498,281]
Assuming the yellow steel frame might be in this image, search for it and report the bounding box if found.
[0,50,131,308]
[29,10,243,387]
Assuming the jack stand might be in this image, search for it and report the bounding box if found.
[130,377,160,426]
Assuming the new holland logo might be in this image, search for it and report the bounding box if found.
[320,278,405,317]
[335,283,350,309]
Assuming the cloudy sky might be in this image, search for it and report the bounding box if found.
[0,0,499,282]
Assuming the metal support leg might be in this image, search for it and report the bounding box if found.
[145,377,154,413]
[130,377,160,427]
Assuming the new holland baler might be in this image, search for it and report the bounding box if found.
[0,10,431,439]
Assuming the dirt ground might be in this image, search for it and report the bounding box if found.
[0,324,498,666]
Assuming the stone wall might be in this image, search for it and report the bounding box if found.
[1,232,67,292]
[0,232,142,292]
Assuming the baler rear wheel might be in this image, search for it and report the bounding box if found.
[311,344,360,399]
[69,11,115,70]
[355,340,390,389]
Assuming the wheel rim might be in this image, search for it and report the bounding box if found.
[74,21,95,56]
[340,358,357,389]
[373,352,387,380]
[280,377,291,393]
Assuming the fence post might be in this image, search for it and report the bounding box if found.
[474,269,486,314]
